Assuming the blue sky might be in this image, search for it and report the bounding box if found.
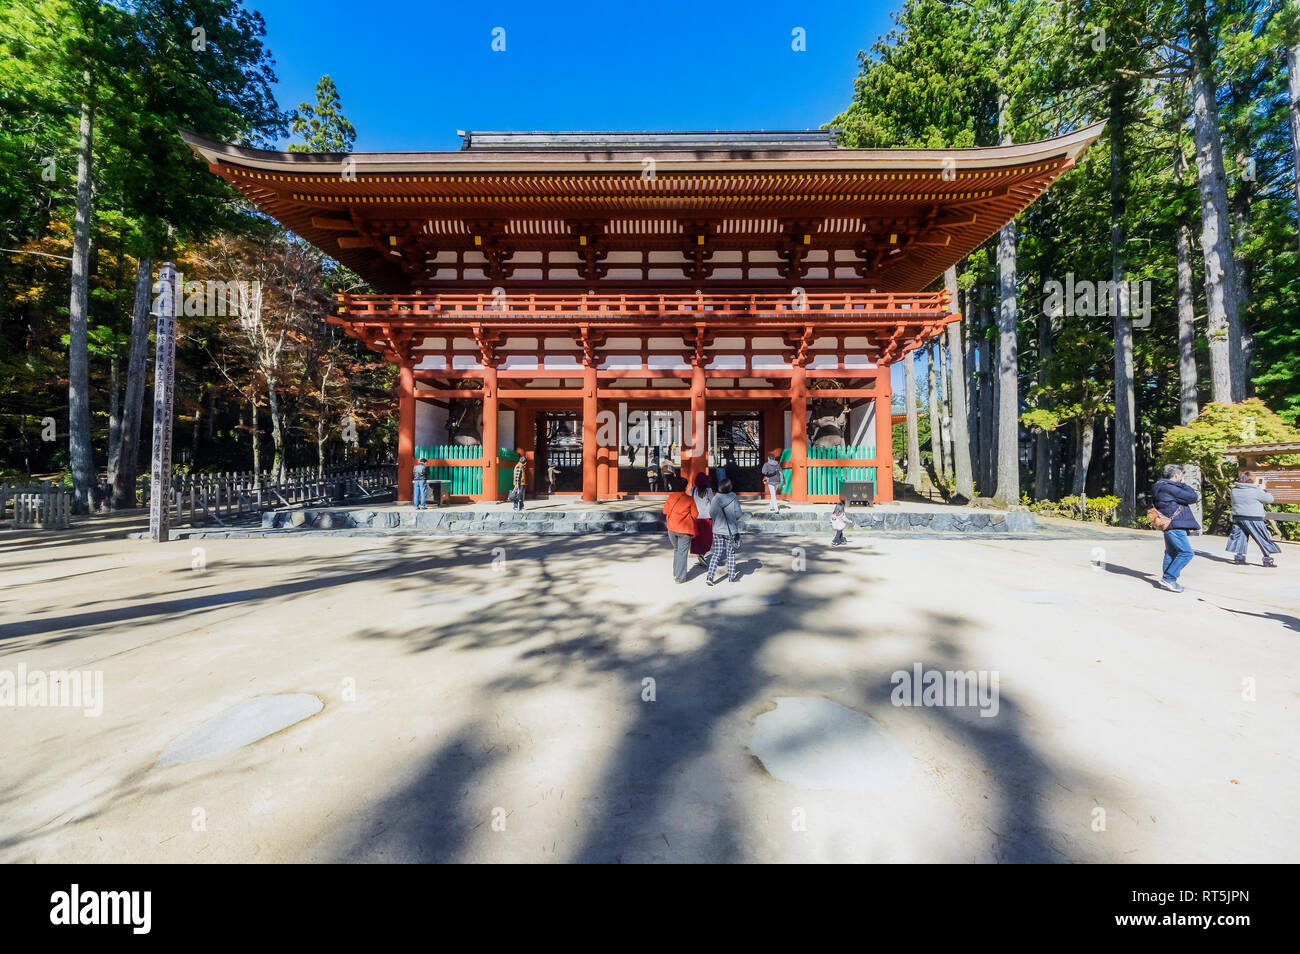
[253,1,899,152]
[252,1,924,388]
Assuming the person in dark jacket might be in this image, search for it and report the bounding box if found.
[706,478,744,586]
[1152,464,1200,592]
[1227,470,1281,567]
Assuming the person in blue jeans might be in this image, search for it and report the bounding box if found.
[1152,464,1200,592]
[412,458,428,510]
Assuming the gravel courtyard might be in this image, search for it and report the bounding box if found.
[1,519,1296,863]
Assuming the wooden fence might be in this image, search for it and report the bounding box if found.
[779,445,881,499]
[12,490,71,529]
[1,466,397,528]
[1,480,58,520]
[154,466,397,526]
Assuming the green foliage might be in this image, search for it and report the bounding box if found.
[0,1,387,482]
[1023,493,1122,523]
[1157,399,1300,527]
[288,76,356,153]
[833,0,1300,509]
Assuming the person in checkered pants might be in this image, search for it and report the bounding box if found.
[707,478,743,586]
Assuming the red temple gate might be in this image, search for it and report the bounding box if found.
[183,125,1102,503]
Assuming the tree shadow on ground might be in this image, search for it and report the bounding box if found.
[322,538,1117,862]
[2,531,1123,862]
[0,541,486,646]
[853,613,1108,863]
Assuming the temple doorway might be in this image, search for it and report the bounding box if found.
[534,411,582,494]
[618,408,686,494]
[707,411,763,493]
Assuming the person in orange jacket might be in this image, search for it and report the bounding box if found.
[661,487,699,583]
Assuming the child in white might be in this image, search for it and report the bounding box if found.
[830,501,849,547]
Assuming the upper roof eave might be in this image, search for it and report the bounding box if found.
[179,122,1106,176]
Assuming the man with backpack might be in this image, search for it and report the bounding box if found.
[761,451,782,513]
[1150,464,1200,592]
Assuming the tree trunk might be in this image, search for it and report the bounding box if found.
[903,351,922,493]
[1071,415,1095,496]
[107,353,121,490]
[67,92,95,513]
[966,289,982,487]
[1033,307,1054,503]
[249,399,261,475]
[317,416,327,477]
[947,268,975,500]
[1110,83,1137,525]
[317,359,333,478]
[1289,39,1300,254]
[1188,0,1245,401]
[939,344,954,479]
[1176,224,1199,423]
[927,341,943,483]
[191,381,205,468]
[113,257,153,508]
[994,223,1020,506]
[976,294,994,495]
[267,382,285,483]
[1229,80,1254,391]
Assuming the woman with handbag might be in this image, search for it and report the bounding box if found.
[510,456,527,511]
[688,471,715,568]
[1150,464,1200,592]
[706,478,743,586]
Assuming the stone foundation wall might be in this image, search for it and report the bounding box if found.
[257,507,1036,535]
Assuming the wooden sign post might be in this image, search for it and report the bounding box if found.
[148,262,177,542]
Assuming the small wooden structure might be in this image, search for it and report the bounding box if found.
[1224,441,1300,522]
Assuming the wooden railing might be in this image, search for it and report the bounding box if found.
[151,465,397,527]
[337,290,953,321]
[779,445,886,500]
[1,480,59,520]
[12,490,71,529]
[1,467,398,527]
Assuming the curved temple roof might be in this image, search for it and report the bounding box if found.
[182,122,1104,294]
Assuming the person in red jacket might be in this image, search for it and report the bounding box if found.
[662,488,699,583]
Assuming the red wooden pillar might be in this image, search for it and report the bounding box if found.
[688,362,707,482]
[518,407,536,491]
[762,406,783,457]
[790,363,808,502]
[397,356,415,503]
[874,365,894,502]
[582,364,598,502]
[481,364,499,502]
[596,398,611,498]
